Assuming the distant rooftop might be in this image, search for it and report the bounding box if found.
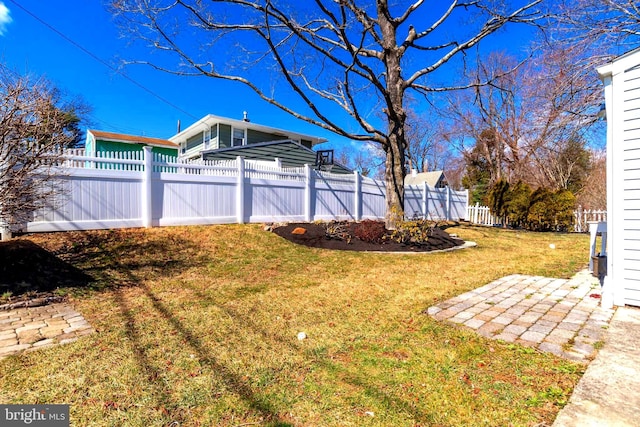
[89,129,178,149]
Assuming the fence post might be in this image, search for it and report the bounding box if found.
[422,181,429,220]
[464,189,470,221]
[141,146,153,228]
[0,222,11,241]
[237,156,245,224]
[446,186,451,220]
[473,204,477,224]
[304,164,313,222]
[354,170,361,221]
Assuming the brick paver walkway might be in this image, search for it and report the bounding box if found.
[0,303,94,359]
[427,270,615,362]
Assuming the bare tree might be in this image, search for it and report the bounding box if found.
[444,46,601,196]
[443,53,526,187]
[111,0,544,226]
[0,66,85,240]
[556,0,640,49]
[404,109,452,173]
[577,148,606,210]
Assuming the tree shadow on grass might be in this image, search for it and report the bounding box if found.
[110,265,294,426]
[0,239,93,302]
[1,229,209,303]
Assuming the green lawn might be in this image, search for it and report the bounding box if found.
[0,224,590,426]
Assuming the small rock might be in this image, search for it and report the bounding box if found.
[292,227,307,235]
[297,332,307,340]
[365,411,374,417]
[549,244,556,249]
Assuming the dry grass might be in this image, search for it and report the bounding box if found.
[0,224,589,426]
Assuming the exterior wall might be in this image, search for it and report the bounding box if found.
[246,129,288,145]
[96,139,177,157]
[85,133,95,155]
[599,50,640,308]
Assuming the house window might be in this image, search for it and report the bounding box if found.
[204,129,211,149]
[186,133,202,151]
[232,128,245,147]
[210,125,218,149]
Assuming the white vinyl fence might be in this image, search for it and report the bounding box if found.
[20,147,468,233]
[466,203,500,226]
[466,204,607,232]
[573,207,607,233]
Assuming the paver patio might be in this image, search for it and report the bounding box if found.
[427,270,615,362]
[0,302,94,359]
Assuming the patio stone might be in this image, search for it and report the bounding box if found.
[0,302,94,359]
[492,315,513,325]
[464,318,485,329]
[520,330,547,343]
[503,324,528,336]
[427,270,613,362]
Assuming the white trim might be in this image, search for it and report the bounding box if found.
[169,114,327,146]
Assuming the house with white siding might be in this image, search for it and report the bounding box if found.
[598,48,640,308]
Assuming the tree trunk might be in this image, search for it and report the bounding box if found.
[384,127,407,229]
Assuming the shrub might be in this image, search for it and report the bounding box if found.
[506,181,532,228]
[353,220,386,243]
[526,188,576,232]
[324,221,353,244]
[389,219,437,245]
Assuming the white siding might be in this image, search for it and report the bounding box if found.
[600,51,640,307]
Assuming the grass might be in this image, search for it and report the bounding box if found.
[0,224,590,426]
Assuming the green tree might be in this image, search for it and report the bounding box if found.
[487,178,510,225]
[506,181,532,228]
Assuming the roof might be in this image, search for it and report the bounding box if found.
[88,129,179,149]
[597,46,640,79]
[201,140,352,174]
[170,114,328,147]
[404,170,446,187]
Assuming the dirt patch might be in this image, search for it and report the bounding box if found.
[271,221,465,252]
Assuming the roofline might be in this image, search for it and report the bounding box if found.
[170,114,328,146]
[200,139,315,156]
[597,46,640,79]
[88,129,179,149]
[200,140,352,172]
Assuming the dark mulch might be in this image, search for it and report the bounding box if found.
[0,239,93,306]
[271,221,465,252]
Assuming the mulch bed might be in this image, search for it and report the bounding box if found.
[271,221,465,252]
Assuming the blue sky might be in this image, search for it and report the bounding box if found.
[0,0,538,153]
[1,1,305,139]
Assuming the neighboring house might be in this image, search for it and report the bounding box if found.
[404,170,448,188]
[597,48,640,308]
[85,130,179,157]
[169,113,352,173]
